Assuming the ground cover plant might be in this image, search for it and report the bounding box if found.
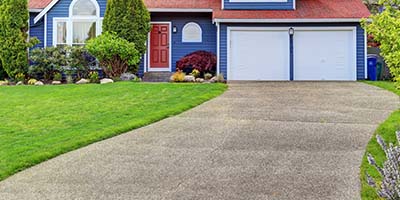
[361,81,400,199]
[0,82,227,181]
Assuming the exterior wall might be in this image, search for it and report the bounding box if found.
[45,0,107,47]
[139,13,217,75]
[219,23,366,80]
[223,0,295,10]
[29,12,45,49]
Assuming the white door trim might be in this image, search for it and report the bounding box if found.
[147,21,172,72]
[227,26,358,81]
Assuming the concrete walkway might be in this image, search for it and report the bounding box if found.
[0,82,399,200]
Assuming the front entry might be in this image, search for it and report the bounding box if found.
[149,23,170,71]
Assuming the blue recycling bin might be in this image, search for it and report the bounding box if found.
[368,55,378,81]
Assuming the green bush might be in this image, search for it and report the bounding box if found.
[53,72,62,81]
[362,0,400,87]
[29,47,68,82]
[88,71,99,83]
[0,0,38,78]
[103,0,150,55]
[86,32,140,79]
[68,46,96,80]
[14,73,25,83]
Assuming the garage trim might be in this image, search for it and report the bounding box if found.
[227,26,358,81]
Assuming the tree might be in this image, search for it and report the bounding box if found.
[362,0,400,86]
[0,0,38,78]
[103,0,151,55]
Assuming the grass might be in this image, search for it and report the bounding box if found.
[360,81,400,200]
[0,82,227,181]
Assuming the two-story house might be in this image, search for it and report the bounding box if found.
[28,0,370,81]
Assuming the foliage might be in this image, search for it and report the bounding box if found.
[204,73,213,80]
[0,0,39,78]
[53,72,62,81]
[0,82,227,181]
[89,71,99,83]
[176,51,217,73]
[170,71,186,82]
[103,0,150,56]
[14,73,25,83]
[68,46,96,80]
[362,0,400,87]
[366,132,400,199]
[27,78,37,85]
[360,81,400,200]
[0,62,6,80]
[191,69,200,78]
[29,47,68,82]
[86,32,140,79]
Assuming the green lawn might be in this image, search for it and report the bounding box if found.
[360,81,400,200]
[0,82,227,181]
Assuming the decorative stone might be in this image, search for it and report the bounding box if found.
[52,81,62,85]
[76,79,89,84]
[184,75,195,82]
[35,81,44,86]
[0,81,8,86]
[16,81,24,86]
[210,77,217,83]
[195,78,204,83]
[100,78,114,84]
[120,73,137,81]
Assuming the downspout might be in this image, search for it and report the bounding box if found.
[216,21,220,75]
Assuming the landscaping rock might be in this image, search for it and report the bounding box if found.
[35,81,44,86]
[52,81,62,85]
[184,75,195,82]
[120,73,137,81]
[210,77,217,83]
[100,78,114,84]
[76,79,89,84]
[16,81,24,86]
[195,78,205,83]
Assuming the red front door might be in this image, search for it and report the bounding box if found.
[150,24,170,69]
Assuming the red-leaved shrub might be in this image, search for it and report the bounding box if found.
[176,51,217,73]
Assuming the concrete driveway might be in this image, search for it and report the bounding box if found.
[0,82,399,200]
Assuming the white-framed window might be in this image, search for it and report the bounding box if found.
[182,22,202,43]
[53,0,102,46]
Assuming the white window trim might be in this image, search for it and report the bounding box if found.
[52,0,102,46]
[182,22,203,43]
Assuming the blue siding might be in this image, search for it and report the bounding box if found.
[219,23,366,80]
[139,13,217,75]
[46,0,107,46]
[29,12,45,49]
[223,0,295,10]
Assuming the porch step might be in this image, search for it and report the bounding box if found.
[143,72,173,82]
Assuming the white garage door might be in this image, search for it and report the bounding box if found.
[294,29,356,81]
[229,30,289,81]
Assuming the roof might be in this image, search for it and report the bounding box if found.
[29,0,52,10]
[29,0,370,22]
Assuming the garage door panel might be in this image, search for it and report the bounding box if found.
[294,30,355,81]
[230,30,289,81]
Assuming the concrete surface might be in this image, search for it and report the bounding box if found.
[0,82,399,200]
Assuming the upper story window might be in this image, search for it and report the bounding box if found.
[182,22,202,43]
[53,0,102,46]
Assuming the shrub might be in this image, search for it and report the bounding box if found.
[53,72,62,81]
[29,46,68,82]
[176,51,217,73]
[86,32,140,79]
[191,69,200,78]
[27,78,37,85]
[0,0,39,78]
[103,0,150,56]
[14,73,25,82]
[362,0,400,87]
[89,71,99,83]
[366,132,400,199]
[170,71,185,82]
[68,46,96,80]
[215,74,225,83]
